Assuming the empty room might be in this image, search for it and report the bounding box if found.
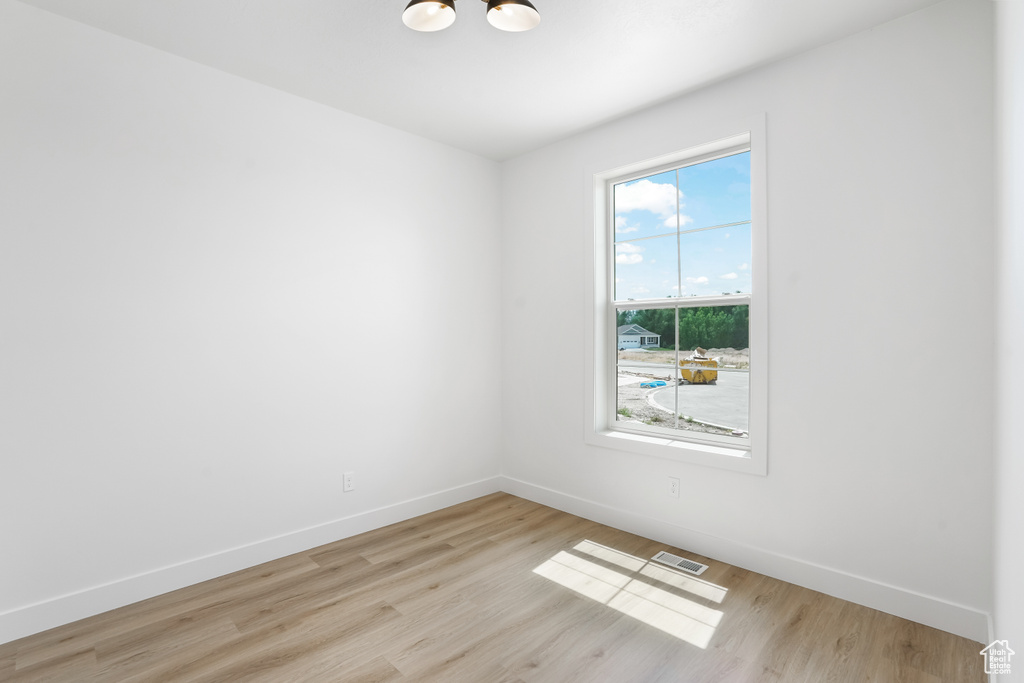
[2,0,1022,680]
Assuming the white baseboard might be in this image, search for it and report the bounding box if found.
[3,475,991,648]
[0,477,501,646]
[498,475,991,644]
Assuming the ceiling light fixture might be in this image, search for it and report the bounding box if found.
[403,0,540,32]
[402,0,457,32]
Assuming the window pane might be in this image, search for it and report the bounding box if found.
[616,308,678,429]
[672,314,748,439]
[656,348,749,439]
[614,234,678,302]
[676,151,751,231]
[678,224,751,297]
[616,307,749,440]
[677,305,749,351]
[613,169,679,242]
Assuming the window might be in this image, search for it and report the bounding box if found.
[614,150,750,442]
[585,120,766,474]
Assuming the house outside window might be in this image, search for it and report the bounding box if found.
[585,119,767,474]
[617,324,660,349]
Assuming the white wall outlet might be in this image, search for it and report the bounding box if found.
[668,476,680,498]
[343,472,354,492]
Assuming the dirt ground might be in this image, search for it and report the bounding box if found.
[618,347,749,368]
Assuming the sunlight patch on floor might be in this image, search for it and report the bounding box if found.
[532,541,727,649]
[638,562,727,603]
[575,539,647,572]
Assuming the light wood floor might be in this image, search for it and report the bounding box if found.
[1,493,985,682]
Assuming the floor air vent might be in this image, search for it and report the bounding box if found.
[652,551,708,576]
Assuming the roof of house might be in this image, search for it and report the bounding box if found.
[617,324,658,337]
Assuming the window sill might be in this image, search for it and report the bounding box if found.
[585,427,766,476]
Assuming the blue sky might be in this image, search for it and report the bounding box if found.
[614,151,750,301]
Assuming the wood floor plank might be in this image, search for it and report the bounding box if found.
[498,597,641,680]
[8,648,97,683]
[197,602,402,683]
[1,653,17,682]
[2,492,986,682]
[12,551,320,672]
[352,537,503,616]
[129,599,399,683]
[308,491,517,567]
[358,493,536,564]
[321,655,404,683]
[393,587,588,681]
[92,613,239,676]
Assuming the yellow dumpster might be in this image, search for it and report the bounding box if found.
[680,348,718,384]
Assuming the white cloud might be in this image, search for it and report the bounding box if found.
[615,215,639,234]
[615,242,644,265]
[720,273,738,280]
[738,263,749,271]
[662,214,694,228]
[685,276,709,285]
[615,179,681,219]
[633,286,650,294]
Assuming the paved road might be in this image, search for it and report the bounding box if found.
[624,362,749,431]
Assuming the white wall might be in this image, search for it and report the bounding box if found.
[500,0,993,641]
[1,0,1003,651]
[995,0,1024,674]
[0,0,502,643]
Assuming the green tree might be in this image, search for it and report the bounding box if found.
[618,304,749,350]
[678,305,748,349]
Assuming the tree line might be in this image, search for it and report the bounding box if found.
[618,305,749,350]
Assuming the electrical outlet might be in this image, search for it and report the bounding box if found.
[343,472,354,492]
[668,476,680,498]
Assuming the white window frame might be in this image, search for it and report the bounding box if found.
[584,114,767,475]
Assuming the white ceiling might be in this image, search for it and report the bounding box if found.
[18,0,942,160]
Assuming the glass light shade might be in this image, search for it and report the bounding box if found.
[486,0,540,31]
[403,0,456,31]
